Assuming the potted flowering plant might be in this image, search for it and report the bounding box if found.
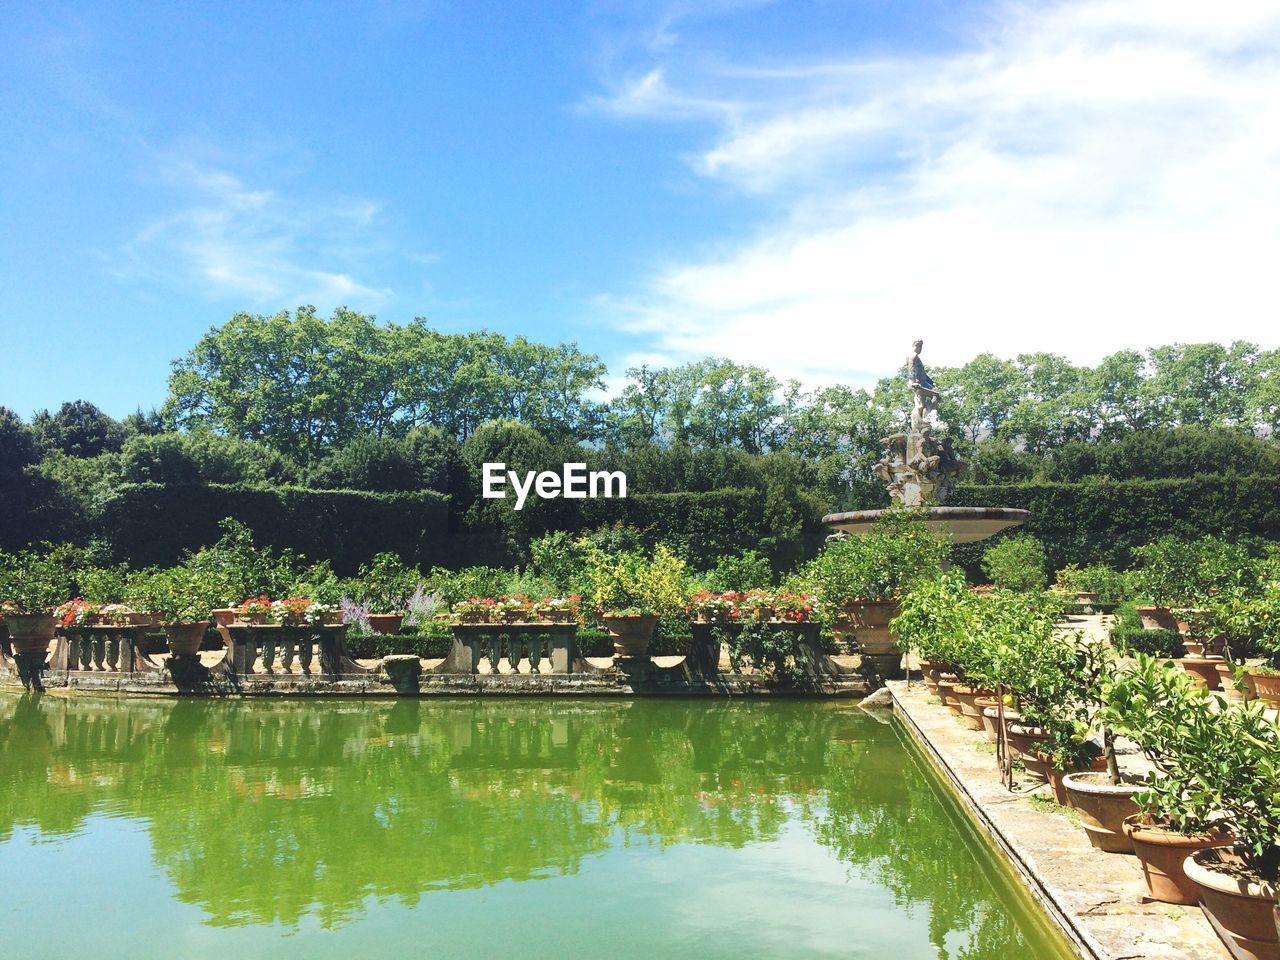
[496,595,534,623]
[235,595,274,624]
[687,590,740,623]
[738,589,777,621]
[270,597,340,627]
[356,552,422,633]
[535,596,580,623]
[452,598,495,624]
[55,599,101,629]
[584,545,687,660]
[128,566,220,656]
[771,592,819,623]
[1108,657,1280,954]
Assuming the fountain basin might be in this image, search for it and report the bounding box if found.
[822,506,1029,544]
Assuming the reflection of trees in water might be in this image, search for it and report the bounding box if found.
[0,696,1063,956]
[811,731,1058,960]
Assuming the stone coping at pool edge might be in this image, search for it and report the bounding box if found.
[888,680,1229,960]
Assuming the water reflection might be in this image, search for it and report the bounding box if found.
[0,694,1068,957]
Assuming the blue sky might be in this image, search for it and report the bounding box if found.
[3,0,1279,418]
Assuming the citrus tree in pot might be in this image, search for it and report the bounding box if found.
[1054,639,1144,853]
[1162,699,1278,957]
[0,548,76,654]
[128,566,221,658]
[354,552,422,635]
[585,544,687,660]
[802,512,949,677]
[1102,655,1237,905]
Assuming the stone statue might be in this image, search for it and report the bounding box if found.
[874,340,964,506]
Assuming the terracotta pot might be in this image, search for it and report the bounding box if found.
[1217,663,1255,702]
[211,608,238,627]
[952,686,994,731]
[919,659,944,690]
[1046,755,1108,806]
[1184,848,1279,960]
[3,613,56,655]
[1137,606,1179,631]
[1248,671,1280,708]
[602,614,658,660]
[1178,656,1224,691]
[367,613,404,635]
[1123,817,1234,905]
[1006,724,1051,762]
[1062,772,1142,853]
[163,622,209,657]
[323,612,345,626]
[1076,591,1100,603]
[975,697,1002,741]
[1184,641,1206,657]
[934,679,957,707]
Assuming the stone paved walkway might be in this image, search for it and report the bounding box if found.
[889,680,1229,960]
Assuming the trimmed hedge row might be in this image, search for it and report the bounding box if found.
[98,483,450,574]
[951,474,1280,571]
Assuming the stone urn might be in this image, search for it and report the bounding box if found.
[3,613,56,655]
[1183,848,1278,960]
[602,614,658,660]
[163,622,209,657]
[1122,817,1234,906]
[1062,772,1142,853]
[840,599,903,679]
[367,613,405,635]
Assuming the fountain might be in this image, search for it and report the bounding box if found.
[823,340,1028,543]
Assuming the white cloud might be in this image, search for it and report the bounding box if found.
[597,0,1280,385]
[116,159,393,310]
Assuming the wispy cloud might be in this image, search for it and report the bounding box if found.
[116,157,393,310]
[594,0,1280,384]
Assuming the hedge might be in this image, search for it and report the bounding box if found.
[951,474,1280,571]
[98,483,450,574]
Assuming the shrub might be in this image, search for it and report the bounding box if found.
[0,546,78,614]
[705,550,773,592]
[799,512,950,611]
[981,535,1047,592]
[583,544,688,617]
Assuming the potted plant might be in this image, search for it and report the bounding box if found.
[130,566,219,657]
[1177,702,1278,957]
[585,545,687,660]
[0,548,76,656]
[356,552,422,633]
[803,513,949,671]
[270,597,340,628]
[452,598,495,624]
[688,590,741,624]
[1103,656,1237,904]
[235,595,274,625]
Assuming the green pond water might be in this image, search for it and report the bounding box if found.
[0,694,1075,959]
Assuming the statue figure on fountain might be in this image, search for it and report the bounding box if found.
[875,340,965,507]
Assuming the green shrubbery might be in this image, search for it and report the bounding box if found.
[981,535,1047,592]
